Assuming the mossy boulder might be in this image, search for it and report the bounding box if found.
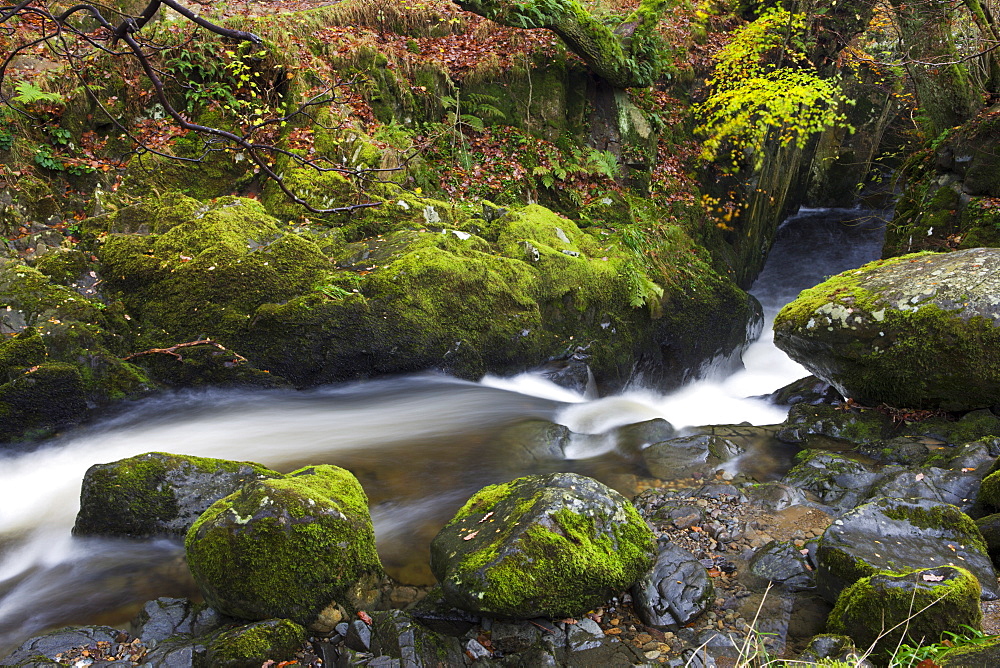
[429,472,656,619]
[816,496,998,603]
[827,566,982,662]
[185,464,383,629]
[205,619,307,668]
[0,258,151,441]
[73,452,282,538]
[776,403,894,445]
[774,248,1000,410]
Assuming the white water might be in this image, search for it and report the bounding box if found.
[0,208,885,651]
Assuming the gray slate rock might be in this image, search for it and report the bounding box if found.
[816,496,999,602]
[631,541,713,628]
[746,540,815,591]
[780,451,879,513]
[1,626,128,666]
[130,597,223,648]
[369,609,465,668]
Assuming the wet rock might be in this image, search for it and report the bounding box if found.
[408,587,480,637]
[765,375,841,406]
[631,541,714,628]
[773,248,1000,411]
[828,566,982,662]
[642,429,747,480]
[369,609,465,667]
[867,463,986,512]
[185,465,383,629]
[130,597,223,647]
[1,626,137,666]
[780,451,879,513]
[429,473,656,618]
[816,496,999,602]
[612,418,677,461]
[345,619,372,652]
[939,636,1000,666]
[974,513,1000,563]
[533,349,595,396]
[739,482,810,512]
[897,409,1000,446]
[776,404,893,445]
[746,540,815,591]
[493,419,570,467]
[74,452,281,538]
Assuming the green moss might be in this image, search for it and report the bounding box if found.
[881,504,988,555]
[206,619,307,668]
[0,362,88,441]
[185,464,383,626]
[827,566,982,662]
[0,329,46,381]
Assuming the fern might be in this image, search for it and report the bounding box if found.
[12,81,65,106]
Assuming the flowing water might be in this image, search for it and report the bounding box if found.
[0,208,886,652]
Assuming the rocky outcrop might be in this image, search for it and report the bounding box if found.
[774,248,1000,410]
[185,464,383,630]
[429,473,656,618]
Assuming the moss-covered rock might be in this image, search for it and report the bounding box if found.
[774,248,1000,410]
[429,472,656,618]
[0,362,88,441]
[828,566,982,662]
[780,451,879,514]
[73,452,282,538]
[816,496,998,603]
[205,619,307,668]
[776,403,894,445]
[185,464,383,629]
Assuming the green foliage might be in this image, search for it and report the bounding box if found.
[11,81,65,107]
[166,39,273,121]
[891,624,999,667]
[694,8,852,171]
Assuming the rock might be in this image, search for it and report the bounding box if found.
[533,349,596,396]
[642,428,748,480]
[867,464,985,512]
[185,465,383,628]
[631,540,714,628]
[142,635,208,667]
[776,404,893,445]
[773,248,1000,411]
[368,610,465,667]
[74,452,281,538]
[828,566,982,662]
[746,540,815,592]
[898,409,1000,446]
[130,597,223,648]
[780,451,879,513]
[765,375,841,406]
[408,587,480,637]
[974,513,1000,564]
[939,636,1000,666]
[205,619,306,668]
[1,626,133,666]
[344,619,372,652]
[816,496,999,602]
[429,473,656,618]
[795,634,872,666]
[492,419,570,468]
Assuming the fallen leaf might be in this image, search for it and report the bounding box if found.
[915,473,924,481]
[478,511,494,523]
[463,530,479,541]
[921,573,945,582]
[357,610,372,624]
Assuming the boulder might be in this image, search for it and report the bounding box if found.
[130,597,223,648]
[1,626,135,666]
[204,619,306,668]
[776,404,893,445]
[780,451,880,513]
[631,540,713,628]
[746,540,815,592]
[816,497,998,602]
[773,248,1000,410]
[429,473,656,618]
[185,464,383,629]
[827,566,982,662]
[74,452,281,538]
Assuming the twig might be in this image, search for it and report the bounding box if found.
[123,338,247,363]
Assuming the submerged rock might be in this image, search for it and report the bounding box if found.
[815,496,998,602]
[780,451,879,514]
[429,472,656,618]
[773,248,1000,410]
[74,452,281,538]
[185,464,383,629]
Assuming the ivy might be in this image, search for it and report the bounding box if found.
[694,8,852,172]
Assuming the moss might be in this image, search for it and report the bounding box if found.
[774,251,1000,410]
[32,249,92,286]
[880,504,989,555]
[206,619,307,668]
[0,362,88,441]
[0,329,47,381]
[74,451,280,537]
[185,464,383,626]
[827,566,982,662]
[431,474,656,618]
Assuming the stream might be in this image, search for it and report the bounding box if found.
[0,207,886,653]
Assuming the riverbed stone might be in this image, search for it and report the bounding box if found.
[204,619,306,668]
[369,610,465,666]
[776,403,893,445]
[74,452,281,538]
[185,464,383,629]
[746,540,815,591]
[631,540,713,628]
[130,597,223,648]
[1,626,131,666]
[866,463,986,512]
[429,472,656,618]
[827,566,982,662]
[815,496,998,602]
[773,248,1000,411]
[780,451,879,513]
